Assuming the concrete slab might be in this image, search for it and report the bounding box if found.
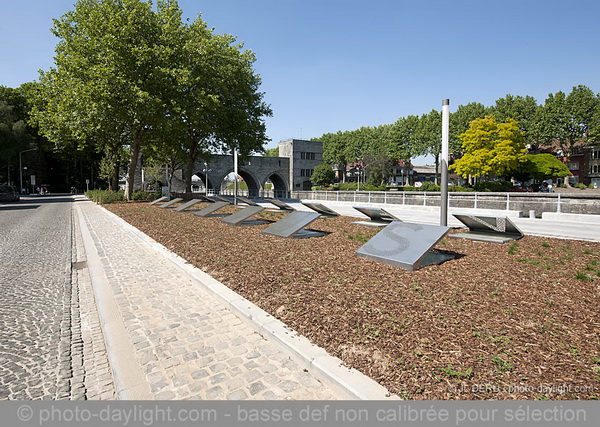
[159,197,183,208]
[173,199,203,212]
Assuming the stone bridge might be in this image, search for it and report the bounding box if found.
[181,154,290,197]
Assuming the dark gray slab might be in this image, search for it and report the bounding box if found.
[159,197,183,208]
[221,206,266,226]
[264,198,296,211]
[451,213,523,243]
[352,206,402,227]
[173,199,203,212]
[199,195,216,202]
[148,196,168,206]
[301,202,339,218]
[211,195,234,204]
[236,196,261,207]
[194,201,230,217]
[356,221,452,271]
[262,211,324,238]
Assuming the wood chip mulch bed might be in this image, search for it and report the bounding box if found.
[106,202,600,400]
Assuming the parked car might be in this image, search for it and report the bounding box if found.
[0,185,20,202]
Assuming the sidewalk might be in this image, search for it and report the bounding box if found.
[74,197,395,400]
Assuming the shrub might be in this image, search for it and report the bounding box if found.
[473,181,514,192]
[575,183,586,190]
[448,185,475,192]
[338,182,366,191]
[132,190,161,201]
[420,181,441,192]
[364,184,387,191]
[85,189,125,204]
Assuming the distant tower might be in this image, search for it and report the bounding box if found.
[278,139,323,191]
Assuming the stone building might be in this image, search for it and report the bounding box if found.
[278,139,323,191]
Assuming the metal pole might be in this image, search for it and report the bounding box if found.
[233,149,238,205]
[440,99,450,226]
[19,148,37,194]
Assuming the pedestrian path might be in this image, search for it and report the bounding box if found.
[74,198,394,400]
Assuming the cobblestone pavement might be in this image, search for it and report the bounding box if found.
[0,196,74,399]
[0,195,115,400]
[77,198,341,400]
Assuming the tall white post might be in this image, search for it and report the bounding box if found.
[440,99,450,226]
[233,148,238,205]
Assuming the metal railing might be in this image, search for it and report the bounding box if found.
[290,191,600,216]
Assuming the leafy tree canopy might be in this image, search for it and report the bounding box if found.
[263,147,279,157]
[451,115,527,179]
[310,163,336,187]
[520,153,571,181]
[32,0,271,197]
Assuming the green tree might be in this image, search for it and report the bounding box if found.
[388,115,419,161]
[531,85,599,187]
[0,99,32,184]
[517,153,571,182]
[362,153,392,186]
[34,0,169,199]
[451,116,527,180]
[310,163,336,187]
[450,102,489,157]
[489,94,539,141]
[263,147,279,157]
[415,110,442,183]
[165,13,271,192]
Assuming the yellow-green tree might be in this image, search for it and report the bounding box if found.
[451,116,527,180]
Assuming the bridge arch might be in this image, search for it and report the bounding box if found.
[185,154,290,197]
[215,168,262,197]
[191,171,215,192]
[265,172,288,197]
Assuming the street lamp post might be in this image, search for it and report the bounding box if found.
[203,162,210,194]
[20,148,37,194]
[440,99,450,226]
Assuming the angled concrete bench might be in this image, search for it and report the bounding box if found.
[356,221,452,271]
[301,202,339,218]
[148,196,168,206]
[352,206,402,227]
[159,197,183,208]
[194,201,230,217]
[221,206,268,226]
[262,211,325,238]
[450,213,523,243]
[173,199,204,212]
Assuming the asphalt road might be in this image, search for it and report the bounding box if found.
[0,195,77,399]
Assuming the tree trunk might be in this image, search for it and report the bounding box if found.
[110,150,120,192]
[434,154,440,185]
[184,143,198,193]
[125,128,144,200]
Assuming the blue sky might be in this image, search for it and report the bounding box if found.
[2,0,599,161]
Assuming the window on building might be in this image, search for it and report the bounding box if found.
[592,164,599,174]
[592,149,600,160]
[568,161,579,170]
[300,152,316,160]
